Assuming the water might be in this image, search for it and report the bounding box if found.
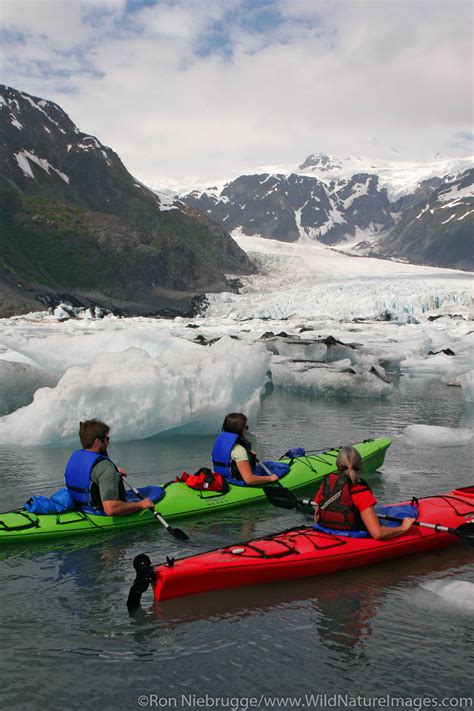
[1,377,473,710]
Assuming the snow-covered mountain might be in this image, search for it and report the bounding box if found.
[0,85,254,317]
[294,152,473,199]
[177,152,473,269]
[363,169,474,270]
[182,172,395,244]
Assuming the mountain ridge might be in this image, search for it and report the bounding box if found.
[178,154,473,270]
[0,85,255,317]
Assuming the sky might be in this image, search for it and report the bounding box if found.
[1,0,473,189]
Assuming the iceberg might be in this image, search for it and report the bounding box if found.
[0,361,60,416]
[0,338,270,445]
[271,358,393,398]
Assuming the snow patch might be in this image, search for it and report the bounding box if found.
[10,116,23,131]
[14,150,70,183]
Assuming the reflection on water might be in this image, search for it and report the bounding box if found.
[0,381,473,707]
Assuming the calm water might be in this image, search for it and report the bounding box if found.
[1,377,473,711]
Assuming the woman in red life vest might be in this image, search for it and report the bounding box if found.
[314,446,415,540]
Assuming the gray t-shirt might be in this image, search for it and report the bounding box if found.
[91,459,124,502]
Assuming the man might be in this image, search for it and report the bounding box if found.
[65,419,154,515]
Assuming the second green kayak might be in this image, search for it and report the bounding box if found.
[0,437,390,544]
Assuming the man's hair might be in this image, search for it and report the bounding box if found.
[79,419,110,449]
[222,412,248,436]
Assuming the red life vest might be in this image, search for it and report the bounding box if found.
[177,468,230,493]
[316,473,370,531]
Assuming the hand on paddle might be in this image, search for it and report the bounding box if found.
[399,517,416,533]
[139,497,155,510]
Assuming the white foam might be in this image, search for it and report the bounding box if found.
[403,424,473,447]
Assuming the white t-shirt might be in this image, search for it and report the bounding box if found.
[231,443,249,462]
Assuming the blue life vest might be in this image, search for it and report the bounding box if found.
[211,432,290,485]
[212,432,256,482]
[64,450,119,508]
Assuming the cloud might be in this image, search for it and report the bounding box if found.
[1,0,472,185]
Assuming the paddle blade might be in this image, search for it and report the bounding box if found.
[169,526,189,541]
[455,522,474,547]
[263,485,298,510]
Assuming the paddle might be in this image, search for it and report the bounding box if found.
[377,514,474,546]
[263,485,474,547]
[123,479,189,541]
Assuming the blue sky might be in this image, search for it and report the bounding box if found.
[1,0,472,186]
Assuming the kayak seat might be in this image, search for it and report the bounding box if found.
[80,486,165,516]
[313,504,419,538]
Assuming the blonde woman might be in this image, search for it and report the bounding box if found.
[313,446,415,540]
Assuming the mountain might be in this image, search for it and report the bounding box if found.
[179,153,473,269]
[0,85,254,317]
[183,172,395,245]
[365,169,474,270]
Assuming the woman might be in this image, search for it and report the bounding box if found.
[211,413,279,485]
[313,446,415,540]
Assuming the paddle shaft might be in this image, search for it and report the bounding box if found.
[123,479,189,540]
[257,459,278,478]
[296,499,455,533]
[283,492,468,537]
[378,513,457,535]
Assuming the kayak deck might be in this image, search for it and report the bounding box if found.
[0,437,390,543]
[152,487,474,601]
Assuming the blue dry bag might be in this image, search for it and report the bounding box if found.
[24,488,76,514]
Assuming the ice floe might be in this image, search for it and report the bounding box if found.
[420,580,474,613]
[403,424,473,447]
[0,338,270,445]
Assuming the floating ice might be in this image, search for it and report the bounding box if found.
[265,338,327,361]
[0,361,60,416]
[0,338,270,445]
[0,234,473,435]
[460,371,474,403]
[403,424,473,447]
[271,358,392,399]
[420,580,474,613]
[0,324,205,374]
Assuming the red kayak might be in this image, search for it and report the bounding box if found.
[149,486,474,602]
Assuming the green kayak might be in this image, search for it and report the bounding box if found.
[0,438,390,544]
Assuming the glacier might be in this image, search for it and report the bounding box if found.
[0,234,471,445]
